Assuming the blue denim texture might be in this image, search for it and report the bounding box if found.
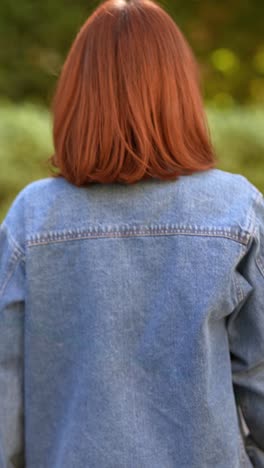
[0,168,264,467]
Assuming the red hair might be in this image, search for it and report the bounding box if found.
[49,0,216,186]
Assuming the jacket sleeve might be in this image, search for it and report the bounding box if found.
[227,190,264,468]
[0,221,25,468]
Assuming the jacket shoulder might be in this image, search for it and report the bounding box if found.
[190,168,261,198]
[176,169,263,235]
[19,176,72,199]
[1,177,72,249]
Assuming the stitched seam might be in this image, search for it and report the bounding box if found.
[26,229,250,247]
[0,224,25,296]
[0,250,21,297]
[233,273,244,304]
[241,180,263,233]
[256,256,264,277]
[233,243,249,304]
[252,191,264,278]
[1,222,26,262]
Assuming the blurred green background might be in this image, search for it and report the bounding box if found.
[1,0,264,220]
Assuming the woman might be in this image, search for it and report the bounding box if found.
[0,0,263,466]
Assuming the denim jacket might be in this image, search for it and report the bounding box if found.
[0,168,264,468]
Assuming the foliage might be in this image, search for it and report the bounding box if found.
[208,106,264,190]
[0,102,53,219]
[0,103,264,221]
[0,0,263,106]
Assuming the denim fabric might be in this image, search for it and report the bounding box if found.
[0,168,264,468]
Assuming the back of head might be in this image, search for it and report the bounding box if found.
[50,0,216,186]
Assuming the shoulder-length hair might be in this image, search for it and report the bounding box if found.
[49,0,216,186]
